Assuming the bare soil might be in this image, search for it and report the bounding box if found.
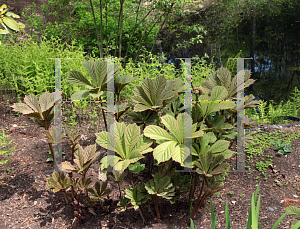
[1,93,300,229]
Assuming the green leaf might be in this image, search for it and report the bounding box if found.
[115,75,138,95]
[115,160,131,172]
[208,140,230,154]
[0,29,9,34]
[5,12,20,18]
[161,113,183,143]
[125,124,140,158]
[225,200,231,228]
[97,122,153,171]
[46,157,53,162]
[3,16,19,31]
[67,70,92,87]
[128,162,145,173]
[144,114,203,165]
[11,91,56,130]
[131,75,179,112]
[144,125,177,142]
[290,220,300,229]
[145,173,175,200]
[271,211,288,229]
[190,219,194,229]
[285,206,300,216]
[153,141,177,164]
[210,198,217,229]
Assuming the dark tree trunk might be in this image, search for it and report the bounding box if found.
[250,5,256,78]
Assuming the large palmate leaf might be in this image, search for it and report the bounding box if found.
[131,75,183,112]
[47,171,71,193]
[96,122,153,172]
[144,113,204,166]
[169,173,191,204]
[195,67,259,112]
[145,173,175,200]
[192,67,259,149]
[203,175,225,196]
[198,67,256,99]
[125,183,149,210]
[67,59,120,101]
[204,112,234,135]
[193,86,236,122]
[161,97,185,119]
[194,151,230,178]
[115,74,138,99]
[196,67,260,123]
[203,111,256,145]
[127,109,158,127]
[87,181,112,205]
[114,101,130,121]
[197,89,257,145]
[192,132,235,160]
[10,90,58,130]
[46,172,72,203]
[62,143,100,176]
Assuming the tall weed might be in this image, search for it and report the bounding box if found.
[0,34,91,99]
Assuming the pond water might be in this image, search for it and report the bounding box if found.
[155,1,300,109]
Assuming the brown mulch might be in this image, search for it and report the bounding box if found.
[1,94,300,229]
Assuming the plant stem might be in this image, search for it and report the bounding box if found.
[127,168,134,187]
[189,172,196,206]
[189,177,208,221]
[97,103,101,132]
[78,104,81,127]
[69,142,76,201]
[1,154,8,182]
[126,208,137,221]
[127,168,147,224]
[155,195,160,223]
[117,182,122,200]
[138,206,147,224]
[100,100,107,131]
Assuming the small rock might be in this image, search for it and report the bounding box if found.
[293,195,299,198]
[231,201,236,205]
[34,201,37,206]
[267,207,274,211]
[220,211,225,214]
[13,124,17,127]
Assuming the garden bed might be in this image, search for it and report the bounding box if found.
[1,97,300,229]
